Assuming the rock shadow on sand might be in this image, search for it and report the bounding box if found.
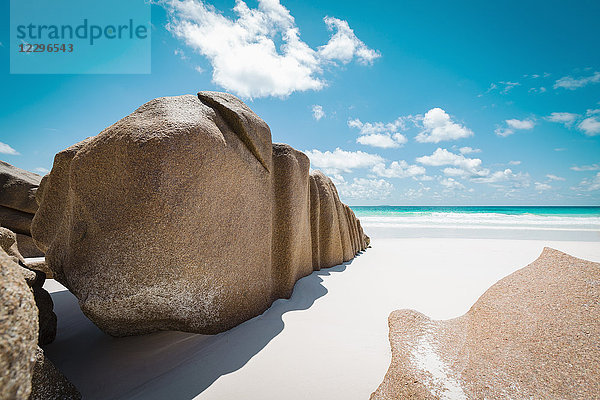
[44,257,361,400]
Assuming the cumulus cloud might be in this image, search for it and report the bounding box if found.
[312,105,325,120]
[348,117,408,148]
[495,118,535,137]
[471,169,530,187]
[335,177,393,200]
[578,117,600,136]
[372,161,426,178]
[571,164,600,172]
[439,177,465,190]
[304,148,384,174]
[545,112,579,127]
[317,17,380,65]
[554,71,600,90]
[415,108,473,143]
[416,148,530,189]
[164,0,380,98]
[416,148,487,177]
[0,142,19,155]
[508,160,521,166]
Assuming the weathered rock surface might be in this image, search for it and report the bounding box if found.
[0,160,41,214]
[0,227,57,345]
[29,347,81,400]
[0,161,44,257]
[271,143,313,299]
[32,91,368,337]
[371,248,600,400]
[0,248,38,400]
[0,226,25,263]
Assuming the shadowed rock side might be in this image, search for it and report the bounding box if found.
[0,243,79,399]
[32,92,368,337]
[0,227,57,346]
[271,143,313,299]
[0,161,44,257]
[371,248,600,400]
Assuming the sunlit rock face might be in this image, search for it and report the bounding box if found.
[32,91,369,337]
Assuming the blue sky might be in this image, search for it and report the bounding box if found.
[1,0,599,205]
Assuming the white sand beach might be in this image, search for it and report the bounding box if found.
[42,223,600,400]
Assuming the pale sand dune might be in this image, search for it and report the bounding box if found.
[43,238,600,399]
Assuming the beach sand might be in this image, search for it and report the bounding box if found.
[43,237,600,399]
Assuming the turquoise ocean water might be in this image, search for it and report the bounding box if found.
[350,206,600,240]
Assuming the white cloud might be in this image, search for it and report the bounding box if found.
[404,185,431,199]
[459,146,481,154]
[34,167,50,174]
[304,148,384,174]
[508,160,521,166]
[499,81,520,93]
[578,117,600,136]
[545,112,579,127]
[554,71,600,90]
[335,177,393,200]
[535,182,552,191]
[546,174,565,181]
[0,142,19,155]
[174,48,189,60]
[312,105,325,120]
[442,167,469,178]
[417,148,530,189]
[317,17,380,65]
[484,81,521,95]
[416,148,487,177]
[164,0,379,98]
[439,177,465,190]
[348,117,408,148]
[372,161,426,178]
[495,118,535,137]
[358,134,405,148]
[571,164,600,172]
[471,169,530,187]
[415,108,473,143]
[506,119,535,130]
[576,172,600,191]
[528,86,547,94]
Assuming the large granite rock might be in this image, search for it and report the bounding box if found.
[0,248,38,400]
[0,161,44,257]
[371,248,600,399]
[32,91,368,337]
